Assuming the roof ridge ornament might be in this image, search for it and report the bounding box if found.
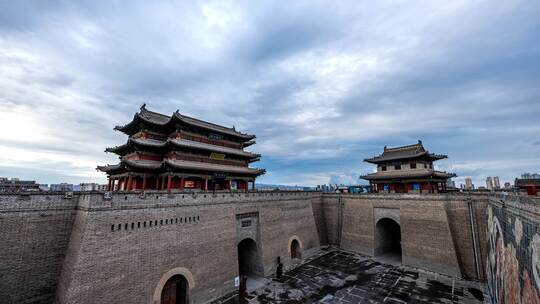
[140,103,147,111]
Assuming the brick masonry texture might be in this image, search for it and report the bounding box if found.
[327,193,488,279]
[0,193,77,304]
[0,191,491,304]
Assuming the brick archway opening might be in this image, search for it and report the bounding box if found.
[237,238,260,276]
[290,239,301,259]
[161,275,188,304]
[153,267,195,304]
[375,218,402,263]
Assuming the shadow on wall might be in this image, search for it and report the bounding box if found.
[487,202,540,303]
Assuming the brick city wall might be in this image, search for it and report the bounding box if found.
[486,193,540,303]
[445,193,489,280]
[0,191,321,304]
[0,191,492,304]
[324,193,488,279]
[0,193,78,304]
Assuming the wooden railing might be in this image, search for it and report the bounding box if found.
[175,131,243,149]
[172,153,247,167]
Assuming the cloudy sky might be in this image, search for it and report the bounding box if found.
[0,1,539,187]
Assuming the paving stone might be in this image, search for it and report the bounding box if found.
[213,249,485,304]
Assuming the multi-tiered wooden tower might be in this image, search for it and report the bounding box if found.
[98,105,265,192]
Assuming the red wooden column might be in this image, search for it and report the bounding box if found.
[245,179,249,192]
[167,175,172,192]
[127,176,133,191]
[142,175,147,191]
[204,178,208,191]
[161,176,166,190]
[156,177,160,190]
[180,177,184,190]
[119,177,124,191]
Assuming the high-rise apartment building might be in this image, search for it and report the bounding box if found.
[493,176,500,189]
[486,177,493,191]
[465,177,474,190]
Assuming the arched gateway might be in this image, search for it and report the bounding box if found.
[290,239,301,259]
[375,218,402,263]
[161,275,188,304]
[153,267,195,304]
[237,238,261,276]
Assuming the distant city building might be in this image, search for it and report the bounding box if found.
[39,184,50,192]
[0,177,40,193]
[521,172,540,179]
[493,176,500,189]
[361,140,456,193]
[446,179,456,189]
[316,184,334,192]
[486,177,493,191]
[50,183,74,192]
[316,184,368,193]
[255,184,311,191]
[464,177,474,190]
[80,183,103,192]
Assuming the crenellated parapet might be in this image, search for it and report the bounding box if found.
[0,191,321,212]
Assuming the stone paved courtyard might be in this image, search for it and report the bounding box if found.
[212,249,486,304]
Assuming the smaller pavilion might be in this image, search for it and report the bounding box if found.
[361,140,456,193]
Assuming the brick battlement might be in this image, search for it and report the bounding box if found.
[0,191,500,212]
[0,190,321,212]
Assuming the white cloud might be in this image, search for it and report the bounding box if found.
[0,0,539,185]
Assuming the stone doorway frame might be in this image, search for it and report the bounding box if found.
[287,235,303,259]
[153,267,195,304]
